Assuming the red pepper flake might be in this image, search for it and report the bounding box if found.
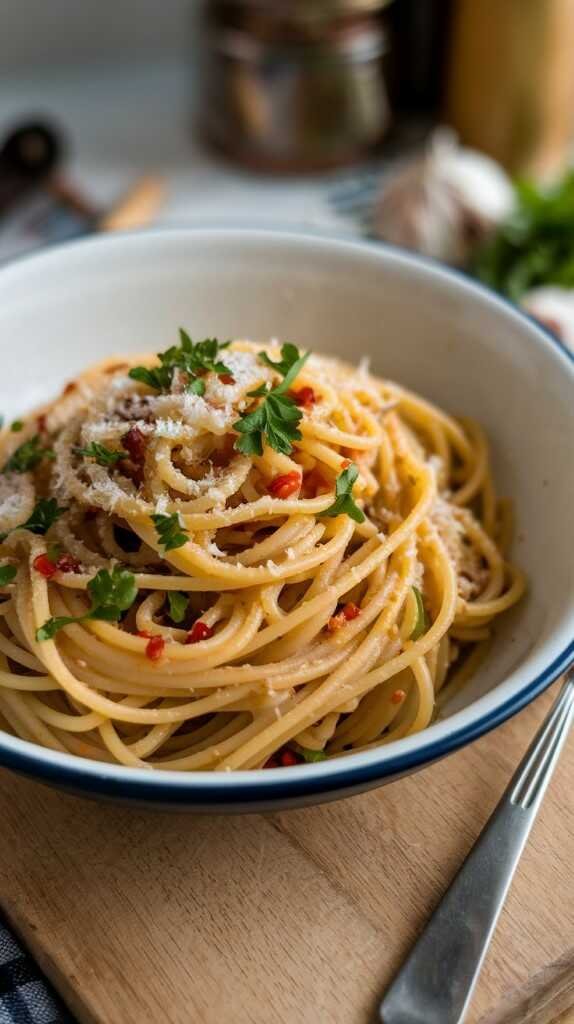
[145,635,165,662]
[137,630,152,639]
[391,689,406,705]
[342,602,360,621]
[186,621,214,644]
[55,553,82,574]
[218,373,236,385]
[121,425,147,463]
[280,748,300,767]
[263,756,279,769]
[33,553,57,579]
[291,386,316,410]
[327,602,361,633]
[341,459,351,469]
[268,471,302,500]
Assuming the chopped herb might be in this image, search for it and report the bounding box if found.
[0,565,17,586]
[128,364,172,392]
[234,344,310,456]
[187,377,206,397]
[167,591,189,624]
[2,435,54,474]
[36,566,138,641]
[296,745,327,763]
[258,343,310,391]
[177,331,231,376]
[151,512,189,552]
[129,331,231,394]
[73,442,128,467]
[22,498,67,536]
[10,421,23,433]
[320,464,365,524]
[410,586,429,641]
[0,498,67,542]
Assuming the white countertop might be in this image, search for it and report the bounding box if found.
[0,60,380,238]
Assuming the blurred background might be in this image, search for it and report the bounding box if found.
[2,0,574,341]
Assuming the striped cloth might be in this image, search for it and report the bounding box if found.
[0,914,73,1024]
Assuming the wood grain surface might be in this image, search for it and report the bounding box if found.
[0,682,572,1024]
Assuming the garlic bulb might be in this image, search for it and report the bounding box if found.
[521,286,574,351]
[373,129,515,266]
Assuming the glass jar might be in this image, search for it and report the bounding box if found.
[199,0,395,173]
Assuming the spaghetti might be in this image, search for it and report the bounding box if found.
[0,335,525,770]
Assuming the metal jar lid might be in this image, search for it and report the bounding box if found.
[208,0,395,34]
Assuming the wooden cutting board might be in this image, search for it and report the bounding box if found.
[0,682,573,1024]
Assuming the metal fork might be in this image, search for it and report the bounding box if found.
[380,669,574,1024]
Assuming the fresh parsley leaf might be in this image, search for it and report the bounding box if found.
[151,513,189,552]
[0,498,67,542]
[296,745,327,763]
[10,421,23,433]
[186,377,206,396]
[0,565,17,586]
[128,365,171,391]
[3,435,54,474]
[36,566,138,641]
[259,343,309,393]
[23,498,67,536]
[234,390,304,456]
[177,331,231,376]
[129,332,231,394]
[36,616,78,641]
[73,442,128,467]
[320,465,365,524]
[88,565,138,618]
[410,586,429,641]
[234,344,310,456]
[167,591,189,624]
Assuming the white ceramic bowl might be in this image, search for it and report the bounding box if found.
[0,229,572,810]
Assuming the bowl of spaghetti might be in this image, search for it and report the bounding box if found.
[0,229,572,810]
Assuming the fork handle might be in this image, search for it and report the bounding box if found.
[380,673,574,1024]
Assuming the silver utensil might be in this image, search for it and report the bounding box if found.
[380,669,574,1024]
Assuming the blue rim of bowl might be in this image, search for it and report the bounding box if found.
[0,228,572,804]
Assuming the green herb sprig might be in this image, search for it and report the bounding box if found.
[73,442,128,467]
[10,421,23,433]
[296,745,327,763]
[151,513,189,552]
[129,331,231,395]
[233,344,309,456]
[3,435,54,475]
[409,586,429,641]
[0,565,17,586]
[320,465,365,524]
[167,591,189,624]
[0,498,67,543]
[473,172,574,300]
[36,566,138,641]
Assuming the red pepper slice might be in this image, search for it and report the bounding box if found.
[145,635,165,661]
[186,621,214,644]
[33,554,57,579]
[268,471,301,500]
